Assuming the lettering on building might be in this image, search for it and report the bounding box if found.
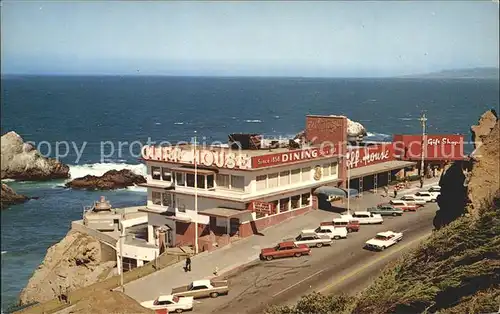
[252,146,335,168]
[141,146,252,169]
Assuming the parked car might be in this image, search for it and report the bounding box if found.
[368,204,404,216]
[399,195,426,207]
[171,280,229,299]
[342,212,383,224]
[287,231,333,248]
[260,241,311,261]
[320,218,360,232]
[364,230,404,251]
[141,295,193,313]
[414,191,438,202]
[388,200,418,212]
[302,226,348,240]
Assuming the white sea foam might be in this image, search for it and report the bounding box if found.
[174,122,184,125]
[155,122,161,125]
[1,251,6,255]
[244,119,262,123]
[68,163,147,179]
[1,179,15,182]
[398,117,414,121]
[366,132,392,139]
[126,185,147,193]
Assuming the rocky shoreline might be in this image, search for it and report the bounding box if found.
[65,169,146,190]
[1,183,29,209]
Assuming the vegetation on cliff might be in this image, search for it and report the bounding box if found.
[265,197,500,314]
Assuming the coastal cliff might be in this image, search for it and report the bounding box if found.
[1,183,29,209]
[19,230,116,305]
[1,131,70,181]
[266,110,500,314]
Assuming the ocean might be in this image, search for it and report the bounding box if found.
[1,75,499,310]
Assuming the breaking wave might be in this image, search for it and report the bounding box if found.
[174,122,184,125]
[365,132,392,141]
[398,117,414,121]
[244,119,262,123]
[68,163,147,179]
[1,179,15,182]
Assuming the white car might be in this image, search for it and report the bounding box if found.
[141,295,194,313]
[302,226,348,240]
[289,231,333,248]
[342,212,384,224]
[364,231,403,251]
[414,191,437,202]
[428,185,441,194]
[399,195,427,206]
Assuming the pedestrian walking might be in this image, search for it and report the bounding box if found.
[383,186,389,197]
[185,256,191,272]
[393,188,398,198]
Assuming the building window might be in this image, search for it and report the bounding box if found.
[151,166,161,180]
[323,164,330,177]
[256,175,267,190]
[207,175,214,189]
[152,191,162,205]
[162,193,173,207]
[176,172,185,186]
[216,174,230,189]
[161,167,172,181]
[301,193,311,207]
[268,173,279,189]
[231,175,245,191]
[301,167,311,181]
[291,169,301,183]
[186,173,195,187]
[279,170,290,186]
[197,175,205,189]
[291,195,301,209]
[270,200,279,214]
[178,204,186,213]
[280,197,290,212]
[255,211,267,219]
[331,162,338,175]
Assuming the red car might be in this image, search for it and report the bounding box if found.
[387,200,418,212]
[320,218,360,232]
[260,241,311,261]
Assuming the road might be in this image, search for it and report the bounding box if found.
[193,204,437,314]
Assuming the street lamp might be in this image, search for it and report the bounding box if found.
[119,218,125,293]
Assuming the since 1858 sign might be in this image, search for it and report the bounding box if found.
[251,201,274,214]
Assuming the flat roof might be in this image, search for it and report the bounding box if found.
[150,143,330,157]
[349,160,417,178]
[198,207,251,218]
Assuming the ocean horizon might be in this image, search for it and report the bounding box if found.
[1,75,499,310]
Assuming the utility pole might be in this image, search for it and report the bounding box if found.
[419,113,427,188]
[119,219,125,293]
[194,132,199,255]
[347,158,351,216]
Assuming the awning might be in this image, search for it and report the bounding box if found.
[344,188,359,198]
[198,207,251,218]
[138,183,175,190]
[349,161,417,179]
[313,186,347,197]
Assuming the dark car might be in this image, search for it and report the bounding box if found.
[368,205,404,216]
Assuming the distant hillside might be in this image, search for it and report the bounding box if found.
[402,67,499,79]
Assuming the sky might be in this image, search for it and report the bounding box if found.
[1,1,499,77]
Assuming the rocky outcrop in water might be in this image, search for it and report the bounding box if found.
[346,118,367,140]
[19,230,116,305]
[1,183,29,209]
[1,131,70,181]
[65,169,146,190]
[468,109,500,216]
